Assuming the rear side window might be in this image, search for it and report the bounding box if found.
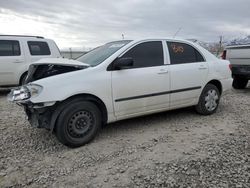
[0,40,20,56]
[122,41,164,68]
[28,41,51,55]
[167,42,205,64]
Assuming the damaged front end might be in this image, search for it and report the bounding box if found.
[23,101,57,129]
[8,59,89,130]
[7,84,55,129]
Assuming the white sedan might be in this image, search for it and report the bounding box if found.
[8,38,232,147]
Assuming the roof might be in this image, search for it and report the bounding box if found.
[128,37,185,41]
[61,51,86,53]
[0,35,44,39]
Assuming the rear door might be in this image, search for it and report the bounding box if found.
[111,41,170,118]
[166,41,209,108]
[0,39,25,85]
[26,41,52,63]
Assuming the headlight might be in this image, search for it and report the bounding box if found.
[7,84,43,102]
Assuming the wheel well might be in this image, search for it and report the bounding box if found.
[51,94,108,131]
[19,71,28,85]
[207,80,222,94]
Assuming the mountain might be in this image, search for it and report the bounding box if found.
[226,35,250,46]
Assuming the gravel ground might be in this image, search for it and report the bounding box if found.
[0,87,250,188]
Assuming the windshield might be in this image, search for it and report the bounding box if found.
[77,40,132,66]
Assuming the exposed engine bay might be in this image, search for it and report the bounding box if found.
[25,64,88,83]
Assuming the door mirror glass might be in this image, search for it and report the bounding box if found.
[113,57,134,70]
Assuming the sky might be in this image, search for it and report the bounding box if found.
[0,0,250,50]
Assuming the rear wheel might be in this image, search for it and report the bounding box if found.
[55,100,102,147]
[195,84,220,115]
[232,77,248,89]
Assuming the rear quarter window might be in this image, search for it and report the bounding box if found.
[0,40,21,56]
[167,42,205,64]
[28,41,51,56]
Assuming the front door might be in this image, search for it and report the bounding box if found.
[111,41,170,118]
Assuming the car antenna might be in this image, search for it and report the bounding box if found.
[173,27,182,38]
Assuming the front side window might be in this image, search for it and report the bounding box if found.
[0,40,20,56]
[121,41,164,68]
[167,42,205,64]
[28,41,51,55]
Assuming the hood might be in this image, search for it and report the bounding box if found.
[31,58,90,67]
[25,58,90,84]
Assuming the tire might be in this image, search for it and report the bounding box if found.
[195,84,220,115]
[232,77,248,89]
[19,72,28,86]
[55,100,102,147]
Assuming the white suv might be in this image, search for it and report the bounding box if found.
[0,35,61,86]
[8,38,232,147]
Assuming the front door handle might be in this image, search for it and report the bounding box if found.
[13,60,24,63]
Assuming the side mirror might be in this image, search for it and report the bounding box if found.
[113,57,134,70]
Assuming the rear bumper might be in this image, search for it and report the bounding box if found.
[231,65,250,79]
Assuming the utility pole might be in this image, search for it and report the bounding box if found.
[122,34,124,40]
[217,36,223,56]
[69,47,72,59]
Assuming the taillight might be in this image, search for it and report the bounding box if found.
[221,50,227,59]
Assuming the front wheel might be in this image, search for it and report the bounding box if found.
[195,84,220,115]
[55,100,102,147]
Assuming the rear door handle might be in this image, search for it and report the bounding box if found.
[199,65,207,70]
[158,69,169,74]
